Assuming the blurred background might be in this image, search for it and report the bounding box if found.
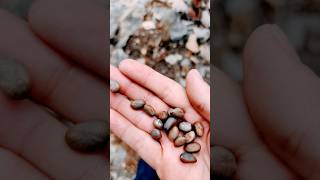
[214,0,320,82]
[110,0,210,179]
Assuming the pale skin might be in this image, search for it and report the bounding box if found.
[110,60,210,180]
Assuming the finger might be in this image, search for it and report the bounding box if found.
[28,0,107,78]
[110,109,161,169]
[213,67,295,179]
[110,92,154,133]
[186,69,210,121]
[0,94,107,180]
[244,24,320,179]
[0,9,106,123]
[110,65,168,112]
[0,148,48,180]
[119,59,202,124]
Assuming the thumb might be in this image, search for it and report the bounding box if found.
[186,69,210,121]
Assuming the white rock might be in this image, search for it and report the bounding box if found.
[186,34,199,53]
[193,27,210,42]
[142,20,156,30]
[165,54,183,65]
[201,10,210,28]
[199,44,210,62]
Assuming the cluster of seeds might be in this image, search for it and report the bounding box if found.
[111,79,204,164]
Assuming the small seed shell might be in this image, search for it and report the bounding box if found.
[180,152,197,163]
[194,121,204,137]
[179,121,192,132]
[150,129,162,140]
[153,119,163,129]
[131,99,146,109]
[168,126,179,141]
[144,104,156,116]
[184,131,196,143]
[184,142,201,153]
[174,136,187,147]
[157,111,168,120]
[168,107,184,118]
[163,117,177,131]
[110,80,120,93]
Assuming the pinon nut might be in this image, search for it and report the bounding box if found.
[184,131,196,144]
[184,142,201,153]
[143,104,156,116]
[168,126,179,141]
[131,99,145,109]
[178,121,192,132]
[150,129,161,140]
[0,58,30,99]
[110,80,120,93]
[153,119,163,129]
[194,121,204,137]
[168,107,184,118]
[174,136,187,147]
[65,120,108,152]
[157,111,168,120]
[163,117,177,131]
[212,146,237,178]
[180,152,197,163]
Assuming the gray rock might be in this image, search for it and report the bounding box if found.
[111,48,128,66]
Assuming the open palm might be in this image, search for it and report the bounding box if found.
[110,59,210,180]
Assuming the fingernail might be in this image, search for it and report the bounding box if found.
[270,24,299,61]
[192,69,203,81]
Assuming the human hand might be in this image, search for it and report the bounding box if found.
[214,24,320,179]
[0,0,108,179]
[110,59,210,180]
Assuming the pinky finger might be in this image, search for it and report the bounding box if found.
[110,109,161,169]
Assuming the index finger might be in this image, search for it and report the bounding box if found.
[119,59,203,123]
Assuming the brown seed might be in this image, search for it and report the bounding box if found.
[184,131,196,143]
[153,119,163,129]
[65,120,108,152]
[131,99,146,109]
[180,152,197,163]
[194,121,204,137]
[0,58,30,99]
[157,111,168,120]
[168,126,179,141]
[150,129,162,140]
[174,136,187,147]
[178,121,192,132]
[184,142,201,153]
[212,146,237,178]
[110,79,120,93]
[168,107,184,118]
[163,117,177,131]
[143,104,156,116]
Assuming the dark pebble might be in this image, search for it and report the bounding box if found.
[143,104,156,116]
[168,107,184,118]
[174,136,187,147]
[180,152,197,163]
[184,142,201,153]
[157,111,168,120]
[184,131,196,143]
[110,80,120,93]
[178,121,192,132]
[150,129,161,140]
[65,120,108,152]
[168,126,179,141]
[212,146,237,178]
[0,58,30,99]
[194,121,204,137]
[130,99,145,109]
[153,119,163,129]
[163,117,177,131]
